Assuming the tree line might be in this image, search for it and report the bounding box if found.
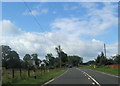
[1,45,83,69]
[85,52,120,66]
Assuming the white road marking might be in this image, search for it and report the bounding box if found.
[42,79,55,86]
[41,69,69,86]
[88,77,90,79]
[92,82,95,85]
[76,68,101,86]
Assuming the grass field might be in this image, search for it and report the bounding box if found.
[79,65,120,76]
[2,68,67,86]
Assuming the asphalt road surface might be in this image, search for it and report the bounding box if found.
[45,67,119,86]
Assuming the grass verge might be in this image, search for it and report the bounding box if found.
[2,68,67,86]
[79,65,120,76]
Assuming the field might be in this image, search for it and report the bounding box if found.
[79,65,120,76]
[2,68,67,86]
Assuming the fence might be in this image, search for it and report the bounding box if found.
[2,68,51,84]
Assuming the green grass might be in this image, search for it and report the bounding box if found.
[2,68,67,86]
[79,65,120,76]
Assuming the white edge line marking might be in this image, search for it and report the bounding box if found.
[42,69,69,86]
[76,68,101,86]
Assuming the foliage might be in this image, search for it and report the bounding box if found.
[1,45,21,69]
[95,52,107,66]
[113,54,120,64]
[68,55,83,66]
[31,53,40,66]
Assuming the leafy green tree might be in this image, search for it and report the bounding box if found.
[6,51,21,68]
[32,53,39,66]
[113,54,120,64]
[61,51,68,65]
[23,54,31,61]
[1,45,11,69]
[106,58,114,65]
[95,52,107,66]
[1,45,21,69]
[23,54,32,69]
[68,55,83,66]
[45,53,55,67]
[86,60,95,65]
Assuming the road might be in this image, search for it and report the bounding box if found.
[44,67,119,86]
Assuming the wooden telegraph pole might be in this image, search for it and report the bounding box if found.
[58,45,62,68]
[104,43,106,57]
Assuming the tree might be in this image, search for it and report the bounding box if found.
[23,54,31,61]
[55,45,68,67]
[45,53,55,67]
[113,54,120,64]
[107,58,114,65]
[95,52,107,66]
[86,60,95,65]
[61,51,68,65]
[6,51,21,68]
[1,45,21,69]
[1,45,11,69]
[68,55,83,66]
[55,45,62,68]
[32,54,39,66]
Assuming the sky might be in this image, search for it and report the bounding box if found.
[0,2,118,62]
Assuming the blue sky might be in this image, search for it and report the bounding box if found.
[1,2,118,62]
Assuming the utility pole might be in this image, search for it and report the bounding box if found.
[58,45,61,68]
[104,43,106,57]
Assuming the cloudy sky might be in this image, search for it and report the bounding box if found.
[0,2,118,62]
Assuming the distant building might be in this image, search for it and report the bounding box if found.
[39,61,46,67]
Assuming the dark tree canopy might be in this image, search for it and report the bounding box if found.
[1,45,21,69]
[23,54,31,61]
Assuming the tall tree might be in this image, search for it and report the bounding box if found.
[1,45,11,68]
[45,53,55,66]
[23,54,31,61]
[55,45,62,68]
[6,51,20,68]
[32,54,39,66]
[68,55,83,66]
[95,52,107,66]
[1,45,21,69]
[113,54,120,64]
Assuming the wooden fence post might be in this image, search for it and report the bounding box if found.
[28,69,30,77]
[20,68,22,77]
[12,68,14,79]
[34,69,36,79]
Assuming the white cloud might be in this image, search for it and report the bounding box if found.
[52,3,117,36]
[0,20,22,36]
[0,3,118,62]
[41,8,48,14]
[23,8,48,16]
[23,10,39,16]
[79,2,98,8]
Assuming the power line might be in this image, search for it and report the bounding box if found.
[23,2,45,32]
[23,2,58,45]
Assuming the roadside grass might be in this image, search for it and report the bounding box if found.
[2,68,67,86]
[79,65,119,76]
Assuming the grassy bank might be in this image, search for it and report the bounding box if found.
[2,68,67,86]
[79,65,120,76]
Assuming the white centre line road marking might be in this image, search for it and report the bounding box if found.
[76,68,101,86]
